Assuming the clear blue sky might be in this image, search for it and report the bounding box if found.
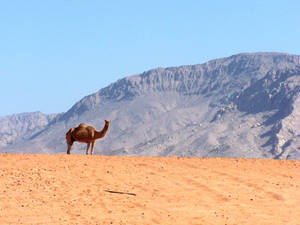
[1,0,299,116]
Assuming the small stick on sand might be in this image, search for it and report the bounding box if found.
[104,190,136,196]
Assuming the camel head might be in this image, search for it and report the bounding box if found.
[103,120,110,132]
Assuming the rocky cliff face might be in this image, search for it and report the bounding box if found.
[2,53,300,159]
[0,112,57,149]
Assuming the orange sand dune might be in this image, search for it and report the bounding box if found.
[0,154,299,225]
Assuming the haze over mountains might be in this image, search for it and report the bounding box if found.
[1,52,300,159]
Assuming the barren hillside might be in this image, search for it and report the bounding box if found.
[0,154,299,225]
[2,53,300,159]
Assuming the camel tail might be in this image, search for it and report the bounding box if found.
[66,128,75,145]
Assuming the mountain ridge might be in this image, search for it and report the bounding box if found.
[2,52,300,159]
[0,112,57,149]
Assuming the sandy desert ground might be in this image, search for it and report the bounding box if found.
[0,154,299,225]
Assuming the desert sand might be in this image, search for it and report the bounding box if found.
[0,154,299,225]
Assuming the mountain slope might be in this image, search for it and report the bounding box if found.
[2,52,300,159]
[0,112,57,149]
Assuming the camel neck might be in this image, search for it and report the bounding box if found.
[95,122,110,139]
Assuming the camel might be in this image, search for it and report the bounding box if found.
[66,120,110,155]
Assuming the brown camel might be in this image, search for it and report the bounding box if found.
[66,120,110,155]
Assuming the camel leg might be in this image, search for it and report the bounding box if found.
[66,132,74,154]
[86,142,90,155]
[91,141,95,155]
[67,144,72,154]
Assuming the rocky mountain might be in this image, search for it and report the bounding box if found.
[0,112,57,149]
[2,52,300,159]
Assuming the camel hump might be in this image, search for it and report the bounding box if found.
[78,123,88,128]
